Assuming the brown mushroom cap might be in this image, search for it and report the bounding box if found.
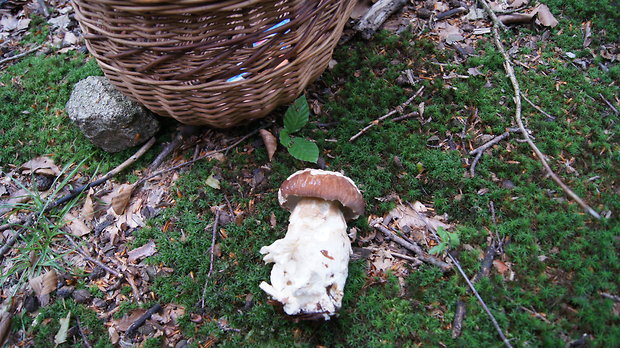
[278,169,365,220]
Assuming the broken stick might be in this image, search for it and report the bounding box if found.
[373,223,452,271]
[52,137,156,208]
[350,86,424,142]
[469,127,522,177]
[201,209,221,308]
[124,303,162,338]
[354,0,408,40]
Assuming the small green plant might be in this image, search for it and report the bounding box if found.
[279,95,319,163]
[0,160,87,295]
[429,227,460,255]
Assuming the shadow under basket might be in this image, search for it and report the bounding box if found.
[73,0,356,127]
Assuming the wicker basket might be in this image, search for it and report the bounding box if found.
[73,0,356,127]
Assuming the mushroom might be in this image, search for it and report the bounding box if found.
[259,169,364,320]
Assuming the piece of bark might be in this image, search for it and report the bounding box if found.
[354,0,408,39]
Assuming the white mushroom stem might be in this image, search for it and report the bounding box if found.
[259,197,351,319]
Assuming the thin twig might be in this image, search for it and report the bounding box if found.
[599,93,619,115]
[489,201,497,225]
[125,274,141,303]
[148,134,183,171]
[148,125,201,171]
[477,0,508,31]
[478,0,600,219]
[452,300,467,338]
[52,137,156,208]
[469,128,522,177]
[366,247,423,264]
[519,306,551,324]
[444,246,513,347]
[0,45,42,65]
[64,235,122,278]
[390,111,419,122]
[452,242,498,338]
[138,129,260,186]
[373,223,452,271]
[469,128,522,156]
[0,216,34,260]
[76,317,93,348]
[522,95,556,120]
[124,303,162,338]
[600,292,620,302]
[350,86,424,142]
[487,23,601,219]
[201,210,221,308]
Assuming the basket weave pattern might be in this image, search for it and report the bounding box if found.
[73,0,356,127]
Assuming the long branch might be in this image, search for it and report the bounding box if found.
[479,0,600,219]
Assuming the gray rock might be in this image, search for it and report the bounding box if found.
[65,76,159,153]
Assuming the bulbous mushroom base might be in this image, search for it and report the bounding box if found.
[259,198,351,320]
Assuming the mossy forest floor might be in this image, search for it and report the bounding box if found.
[0,1,618,347]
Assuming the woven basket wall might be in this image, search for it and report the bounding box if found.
[72,0,356,127]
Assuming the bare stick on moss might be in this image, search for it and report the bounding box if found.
[354,0,408,39]
[76,317,93,348]
[452,242,497,337]
[0,45,42,65]
[201,209,221,308]
[427,223,512,347]
[350,86,424,142]
[599,93,618,115]
[480,0,601,219]
[522,95,556,120]
[469,127,522,177]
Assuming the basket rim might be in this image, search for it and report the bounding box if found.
[83,0,269,12]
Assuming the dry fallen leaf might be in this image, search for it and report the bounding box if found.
[29,270,58,297]
[493,259,510,274]
[81,188,95,220]
[152,304,185,325]
[498,13,535,25]
[111,183,135,215]
[436,23,464,43]
[20,156,61,176]
[535,4,558,28]
[259,129,277,162]
[108,327,120,344]
[112,309,147,331]
[54,311,71,346]
[206,174,221,190]
[582,21,592,48]
[388,202,452,232]
[128,239,157,263]
[64,212,91,237]
[0,188,32,215]
[508,0,529,8]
